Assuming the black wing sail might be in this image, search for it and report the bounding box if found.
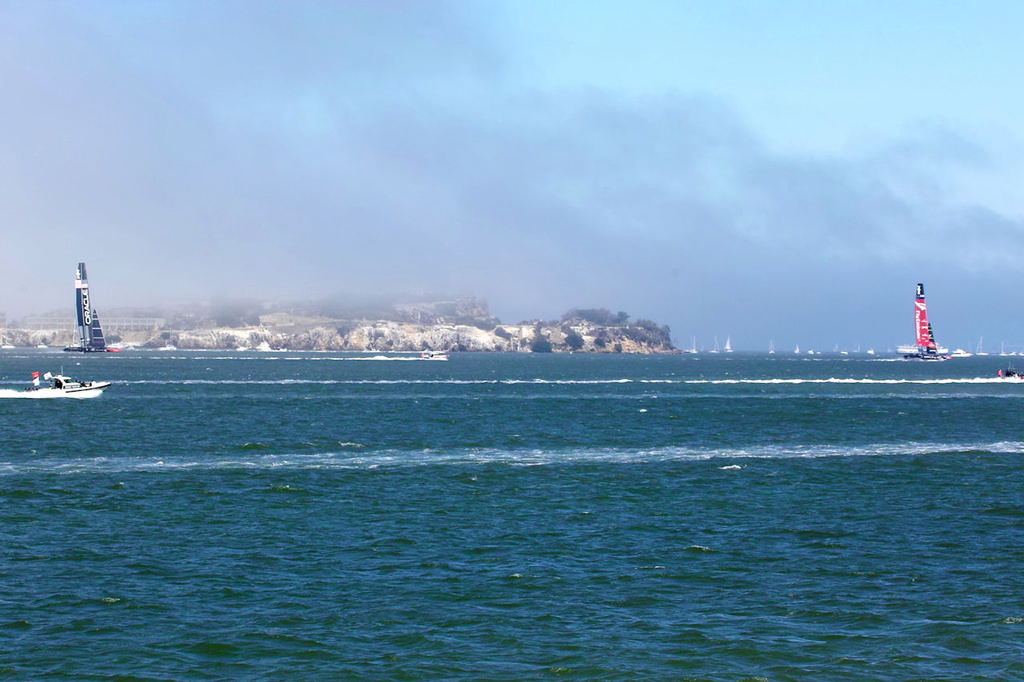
[65,261,114,352]
[88,309,107,351]
[74,262,90,349]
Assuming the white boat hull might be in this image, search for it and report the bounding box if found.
[23,384,109,398]
[23,375,111,398]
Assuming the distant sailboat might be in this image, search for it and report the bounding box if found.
[724,336,733,353]
[769,340,775,354]
[685,336,698,354]
[709,336,720,353]
[902,283,948,360]
[63,262,121,353]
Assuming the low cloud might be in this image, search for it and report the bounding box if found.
[2,3,1022,350]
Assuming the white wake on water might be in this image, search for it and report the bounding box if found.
[60,376,1024,387]
[5,441,1024,474]
[0,388,102,399]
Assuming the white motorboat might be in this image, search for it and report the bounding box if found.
[24,371,111,398]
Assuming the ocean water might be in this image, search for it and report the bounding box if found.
[2,349,1023,681]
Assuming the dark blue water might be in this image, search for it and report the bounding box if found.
[3,350,1024,680]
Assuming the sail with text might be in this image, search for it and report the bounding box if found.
[915,283,934,351]
[904,283,946,360]
[64,262,120,353]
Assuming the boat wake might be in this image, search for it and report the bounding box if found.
[686,377,1024,385]
[0,388,102,399]
[141,353,441,361]
[98,376,1024,387]
[3,440,1022,474]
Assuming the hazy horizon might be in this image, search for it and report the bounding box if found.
[4,2,1024,351]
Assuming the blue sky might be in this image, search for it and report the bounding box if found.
[3,1,1024,351]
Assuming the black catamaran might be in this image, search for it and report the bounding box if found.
[63,262,120,353]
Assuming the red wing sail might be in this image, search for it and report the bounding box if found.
[915,283,930,349]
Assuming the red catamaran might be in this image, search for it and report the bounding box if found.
[903,283,948,360]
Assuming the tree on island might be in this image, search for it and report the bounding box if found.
[530,325,553,353]
[562,308,630,326]
[562,326,585,351]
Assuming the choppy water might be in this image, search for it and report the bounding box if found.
[3,349,1024,680]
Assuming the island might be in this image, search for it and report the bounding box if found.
[7,297,676,353]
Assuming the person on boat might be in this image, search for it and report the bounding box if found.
[54,376,63,388]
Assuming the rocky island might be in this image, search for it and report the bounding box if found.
[9,298,676,353]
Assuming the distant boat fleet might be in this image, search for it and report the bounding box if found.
[693,282,1010,359]
[683,283,1011,358]
[681,340,878,355]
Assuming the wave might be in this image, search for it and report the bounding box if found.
[16,376,1022,388]
[0,388,102,400]
[21,378,639,387]
[120,353,437,361]
[4,440,1022,474]
[686,377,1024,385]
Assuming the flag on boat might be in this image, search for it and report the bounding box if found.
[31,371,40,387]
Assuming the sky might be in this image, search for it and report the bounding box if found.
[3,1,1024,352]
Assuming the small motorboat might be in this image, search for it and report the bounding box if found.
[420,350,449,360]
[24,371,111,397]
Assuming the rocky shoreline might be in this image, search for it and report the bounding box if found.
[5,301,676,353]
[7,319,675,353]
